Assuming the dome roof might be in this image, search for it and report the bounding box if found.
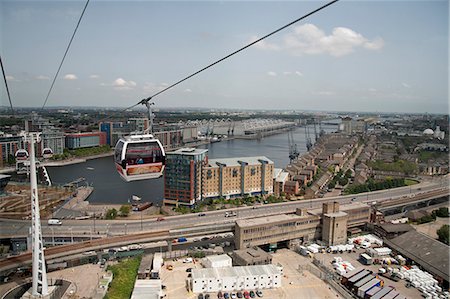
[423,128,434,135]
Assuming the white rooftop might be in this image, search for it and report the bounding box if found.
[205,254,232,263]
[131,279,162,299]
[192,264,280,280]
[168,148,208,155]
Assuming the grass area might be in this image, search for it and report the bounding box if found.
[405,179,419,186]
[419,151,448,163]
[51,145,112,160]
[368,159,417,175]
[104,256,141,299]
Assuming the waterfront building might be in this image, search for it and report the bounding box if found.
[154,129,183,150]
[273,168,289,196]
[99,121,124,146]
[163,148,208,206]
[190,264,282,293]
[128,118,149,133]
[65,132,107,149]
[0,133,25,167]
[41,128,65,155]
[202,156,274,199]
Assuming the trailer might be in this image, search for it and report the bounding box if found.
[353,275,376,293]
[382,290,399,299]
[360,253,373,265]
[347,269,371,288]
[48,219,62,225]
[341,268,364,284]
[357,278,381,298]
[364,286,381,299]
[370,287,394,299]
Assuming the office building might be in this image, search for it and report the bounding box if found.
[163,148,208,206]
[128,118,149,133]
[202,156,274,199]
[0,134,24,167]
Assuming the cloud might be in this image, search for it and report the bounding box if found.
[267,71,277,76]
[249,35,280,51]
[283,71,291,75]
[5,75,16,81]
[184,88,192,93]
[64,74,77,80]
[252,24,384,57]
[295,71,303,76]
[368,88,377,92]
[402,82,411,88]
[89,74,100,79]
[113,78,137,90]
[36,75,50,80]
[143,82,168,93]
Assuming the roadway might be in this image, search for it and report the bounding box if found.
[0,175,448,239]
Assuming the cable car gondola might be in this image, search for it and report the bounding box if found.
[42,147,53,159]
[114,134,165,182]
[15,149,29,161]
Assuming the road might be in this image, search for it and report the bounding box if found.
[0,175,448,239]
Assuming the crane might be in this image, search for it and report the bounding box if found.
[288,129,299,162]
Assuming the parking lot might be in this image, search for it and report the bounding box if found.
[160,249,341,299]
[315,247,422,298]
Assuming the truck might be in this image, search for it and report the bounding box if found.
[360,253,373,265]
[48,219,62,225]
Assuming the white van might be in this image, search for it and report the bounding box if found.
[48,219,62,225]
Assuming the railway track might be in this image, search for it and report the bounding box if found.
[0,229,169,273]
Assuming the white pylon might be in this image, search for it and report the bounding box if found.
[22,132,48,297]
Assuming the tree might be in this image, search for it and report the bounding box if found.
[437,225,449,245]
[105,208,118,220]
[434,207,449,218]
[119,205,131,217]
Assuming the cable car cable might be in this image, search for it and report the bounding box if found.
[41,0,90,110]
[0,54,14,115]
[99,0,339,122]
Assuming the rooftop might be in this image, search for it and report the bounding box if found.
[207,156,274,168]
[236,213,312,228]
[167,148,208,156]
[384,230,449,281]
[191,264,280,280]
[377,223,414,233]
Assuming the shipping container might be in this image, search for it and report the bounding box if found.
[353,275,375,293]
[382,290,399,299]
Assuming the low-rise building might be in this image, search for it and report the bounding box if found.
[65,132,107,149]
[190,264,282,293]
[232,247,273,266]
[202,254,232,268]
[284,180,299,195]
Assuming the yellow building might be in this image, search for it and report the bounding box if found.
[202,156,274,199]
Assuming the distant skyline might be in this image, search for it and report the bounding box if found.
[0,1,448,114]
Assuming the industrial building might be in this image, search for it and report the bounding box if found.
[232,247,273,266]
[190,264,282,293]
[235,202,370,249]
[202,156,274,199]
[163,148,208,206]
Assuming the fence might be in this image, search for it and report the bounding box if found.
[297,258,357,299]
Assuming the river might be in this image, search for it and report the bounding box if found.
[46,124,337,204]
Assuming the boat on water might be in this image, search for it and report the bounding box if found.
[86,167,95,170]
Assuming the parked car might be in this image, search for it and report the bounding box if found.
[256,290,263,297]
[217,291,223,299]
[231,293,237,299]
[237,291,243,298]
[198,213,206,217]
[243,291,250,299]
[249,291,255,298]
[156,217,165,221]
[198,294,204,299]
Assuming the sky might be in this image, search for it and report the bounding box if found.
[0,0,448,114]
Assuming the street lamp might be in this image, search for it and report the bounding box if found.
[124,223,127,235]
[51,227,55,246]
[69,227,73,243]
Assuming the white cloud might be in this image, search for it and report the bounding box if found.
[113,78,137,90]
[295,71,303,76]
[283,71,291,75]
[402,82,411,88]
[5,75,16,81]
[143,82,168,93]
[184,88,192,93]
[252,23,384,57]
[89,74,100,79]
[267,71,277,76]
[249,35,280,51]
[64,74,77,80]
[36,75,50,80]
[368,88,377,92]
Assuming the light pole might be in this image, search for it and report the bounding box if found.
[125,223,127,235]
[51,227,55,246]
[140,210,143,231]
[69,227,73,243]
[93,212,96,234]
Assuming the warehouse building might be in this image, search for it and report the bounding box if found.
[190,264,282,293]
[384,230,449,287]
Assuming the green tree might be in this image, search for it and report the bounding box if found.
[119,205,131,217]
[434,207,449,218]
[437,225,449,245]
[105,208,118,220]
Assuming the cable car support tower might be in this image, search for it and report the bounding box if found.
[23,132,49,298]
